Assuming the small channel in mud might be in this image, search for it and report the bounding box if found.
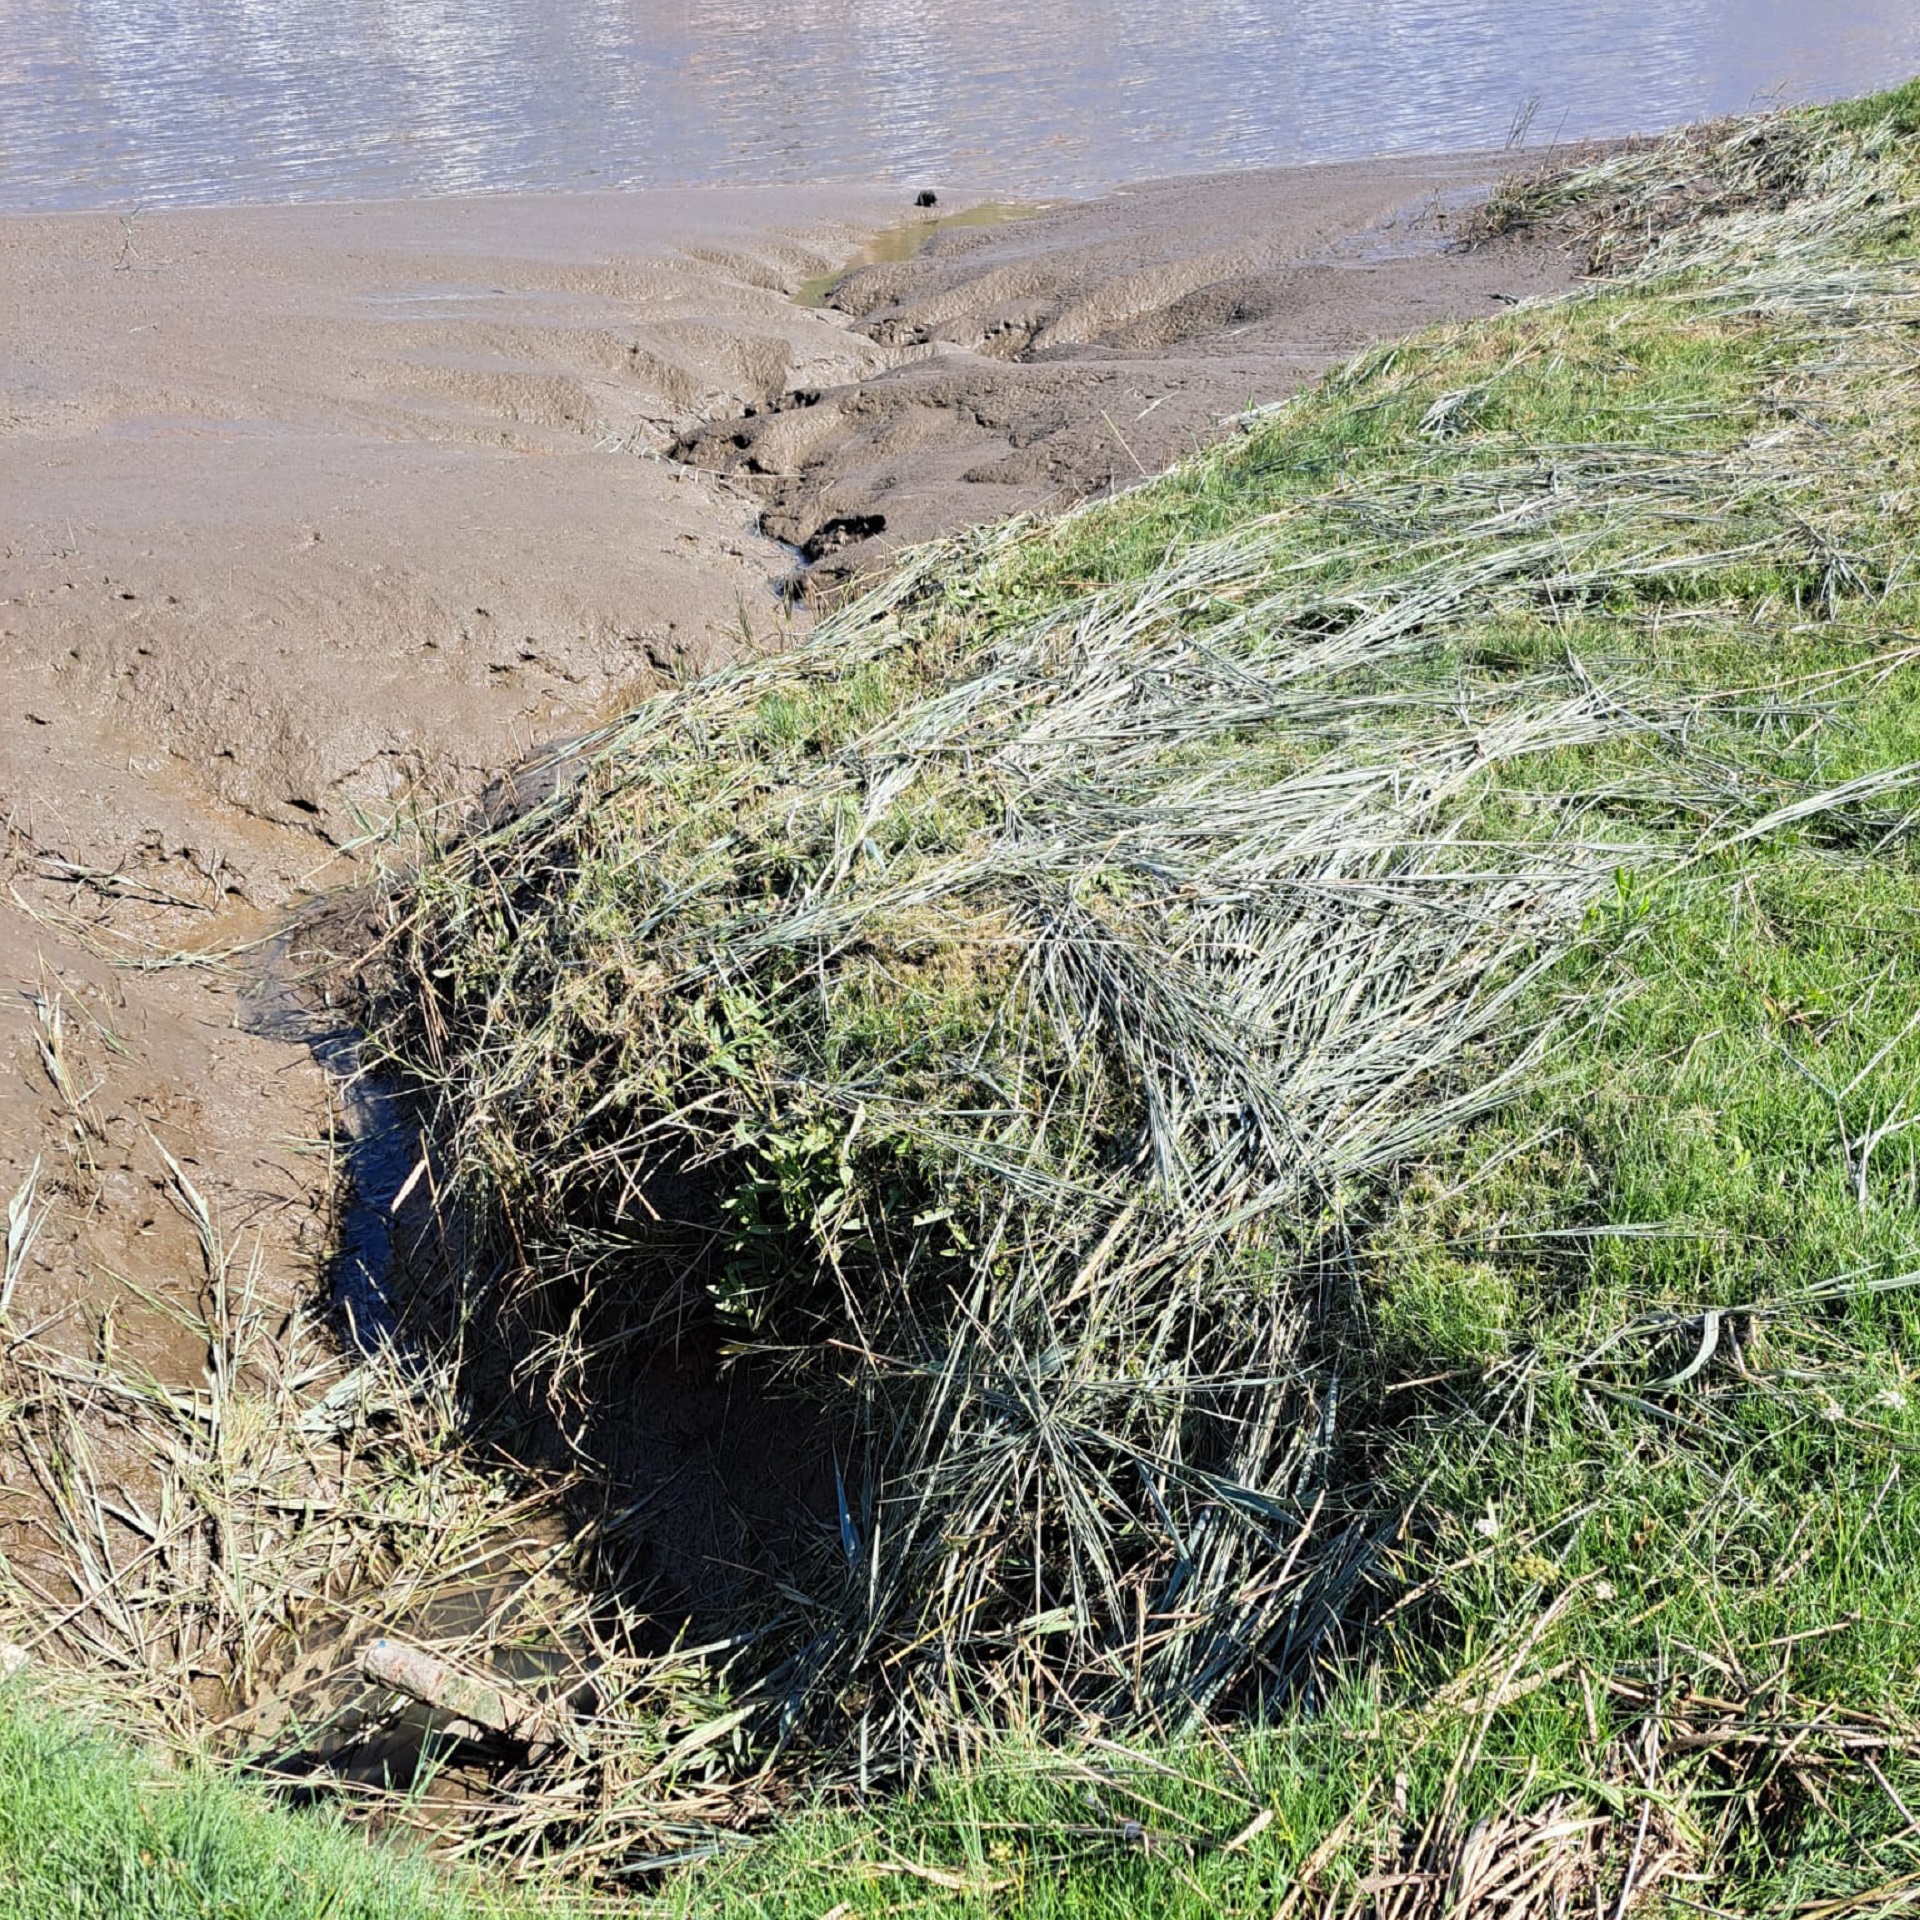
[237,733,603,1351]
[235,922,621,1809]
[236,874,844,1758]
[770,531,810,603]
[243,925,413,1351]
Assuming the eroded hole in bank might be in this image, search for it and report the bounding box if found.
[238,912,845,1809]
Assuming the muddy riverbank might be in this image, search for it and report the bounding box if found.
[0,151,1581,1606]
[678,154,1584,586]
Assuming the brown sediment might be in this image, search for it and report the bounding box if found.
[0,154,1581,1677]
[0,184,908,1405]
[675,152,1590,591]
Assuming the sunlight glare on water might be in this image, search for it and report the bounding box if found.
[4,0,1919,210]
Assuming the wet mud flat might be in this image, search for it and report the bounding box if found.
[677,153,1588,591]
[0,180,901,1526]
[0,151,1587,1805]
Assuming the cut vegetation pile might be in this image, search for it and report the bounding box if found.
[362,90,1920,1818]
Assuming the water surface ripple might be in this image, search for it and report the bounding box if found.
[5,1,1920,211]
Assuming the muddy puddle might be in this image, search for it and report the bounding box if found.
[795,200,1040,307]
[250,1552,584,1806]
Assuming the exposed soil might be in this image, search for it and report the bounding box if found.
[674,154,1588,590]
[0,154,1583,1642]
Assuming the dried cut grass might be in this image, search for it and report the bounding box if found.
[1328,1797,1627,1920]
[1474,100,1916,282]
[0,1146,767,1879]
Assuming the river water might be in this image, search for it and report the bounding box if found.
[4,0,1919,212]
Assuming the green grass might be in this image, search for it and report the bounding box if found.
[0,1686,539,1920]
[658,827,1920,1915]
[1824,75,1920,140]
[643,97,1920,1914]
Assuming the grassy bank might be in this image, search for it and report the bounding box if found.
[0,1684,536,1920]
[13,82,1920,1918]
[637,104,1920,1912]
[345,83,1920,1912]
[652,96,1920,1914]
